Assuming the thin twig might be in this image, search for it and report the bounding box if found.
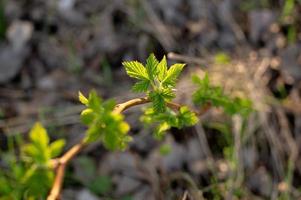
[47,97,211,200]
[113,97,150,113]
[168,52,210,66]
[141,1,175,50]
[47,141,86,200]
[181,190,189,200]
[169,172,205,200]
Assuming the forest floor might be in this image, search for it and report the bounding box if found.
[1,0,301,199]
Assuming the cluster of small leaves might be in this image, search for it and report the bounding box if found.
[79,91,131,150]
[0,123,65,200]
[123,54,198,138]
[192,74,253,117]
[123,54,185,113]
[141,106,198,139]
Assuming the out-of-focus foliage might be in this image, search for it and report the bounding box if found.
[214,52,231,64]
[0,123,65,200]
[192,74,253,117]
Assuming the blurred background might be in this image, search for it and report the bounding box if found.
[1,0,301,199]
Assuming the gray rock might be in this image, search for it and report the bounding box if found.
[0,45,28,83]
[218,30,236,50]
[62,189,100,200]
[58,0,76,11]
[77,189,100,200]
[38,38,67,69]
[37,75,57,90]
[242,146,257,170]
[186,139,205,162]
[280,44,301,82]
[247,167,272,197]
[133,186,155,200]
[0,20,33,83]
[115,176,141,195]
[7,20,33,51]
[99,152,139,176]
[249,10,276,44]
[57,0,86,25]
[161,139,186,171]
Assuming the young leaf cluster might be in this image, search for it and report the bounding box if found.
[0,123,65,200]
[192,74,252,117]
[141,106,198,139]
[123,54,185,113]
[79,91,131,150]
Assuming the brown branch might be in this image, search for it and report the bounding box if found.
[113,97,150,113]
[47,97,211,200]
[167,52,210,66]
[47,141,86,200]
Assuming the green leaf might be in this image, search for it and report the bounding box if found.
[23,167,54,198]
[29,122,49,147]
[154,122,170,139]
[78,91,88,105]
[192,74,253,117]
[23,143,50,164]
[132,80,150,92]
[118,121,130,134]
[80,91,132,150]
[89,176,113,195]
[159,144,172,156]
[102,114,131,150]
[49,139,65,158]
[88,90,102,111]
[157,56,167,81]
[0,131,56,199]
[146,53,159,80]
[214,52,230,64]
[192,74,209,88]
[177,106,198,128]
[23,144,39,158]
[162,63,185,86]
[161,88,175,100]
[149,91,166,113]
[0,176,11,194]
[80,108,95,125]
[141,105,198,141]
[122,61,149,80]
[102,99,116,111]
[84,122,102,143]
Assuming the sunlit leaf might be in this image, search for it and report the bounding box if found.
[157,56,167,81]
[154,122,170,139]
[78,91,88,105]
[29,122,49,147]
[122,61,149,80]
[88,90,102,111]
[80,108,95,125]
[177,106,198,128]
[149,91,166,113]
[49,139,65,158]
[132,80,150,93]
[146,53,159,80]
[162,63,185,86]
